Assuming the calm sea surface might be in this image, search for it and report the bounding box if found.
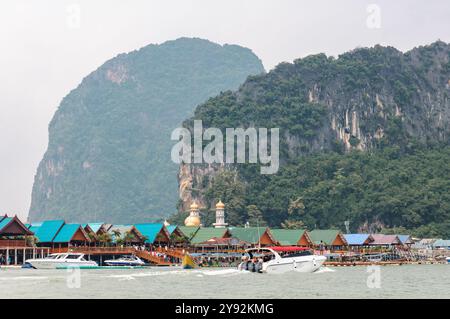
[0,265,449,299]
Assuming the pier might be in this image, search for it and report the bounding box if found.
[1,209,449,267]
[0,244,49,266]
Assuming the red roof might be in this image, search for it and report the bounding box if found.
[270,246,310,252]
[370,234,401,245]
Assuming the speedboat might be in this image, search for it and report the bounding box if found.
[362,253,385,262]
[25,253,98,269]
[182,254,196,269]
[446,257,450,264]
[104,255,145,266]
[240,246,326,274]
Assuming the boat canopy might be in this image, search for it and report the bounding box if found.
[269,246,310,252]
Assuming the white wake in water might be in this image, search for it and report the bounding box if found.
[197,268,243,276]
[314,267,336,274]
[0,276,49,281]
[105,268,245,280]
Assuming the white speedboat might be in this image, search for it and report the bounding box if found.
[240,247,326,274]
[25,253,98,269]
[446,257,450,264]
[104,255,145,266]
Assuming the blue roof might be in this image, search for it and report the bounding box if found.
[134,223,165,244]
[433,239,450,248]
[344,234,371,245]
[34,220,65,243]
[397,235,412,244]
[29,225,41,234]
[29,222,42,229]
[167,225,177,234]
[84,223,104,233]
[0,217,13,231]
[53,224,84,243]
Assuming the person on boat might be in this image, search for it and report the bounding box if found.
[248,257,259,272]
[255,258,263,273]
[238,256,251,271]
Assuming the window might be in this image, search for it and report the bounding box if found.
[66,254,81,260]
[280,251,312,258]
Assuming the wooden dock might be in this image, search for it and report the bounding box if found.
[324,260,445,266]
[49,246,179,266]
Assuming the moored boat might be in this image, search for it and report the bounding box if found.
[239,246,326,274]
[182,254,197,269]
[104,255,145,266]
[25,253,98,269]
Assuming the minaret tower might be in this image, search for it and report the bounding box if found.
[213,200,228,228]
[184,201,201,227]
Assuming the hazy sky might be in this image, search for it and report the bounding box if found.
[1,0,449,220]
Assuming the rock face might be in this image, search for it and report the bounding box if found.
[177,41,450,226]
[29,38,264,223]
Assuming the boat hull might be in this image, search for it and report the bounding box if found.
[26,260,98,269]
[182,254,196,269]
[263,255,326,274]
[104,261,145,267]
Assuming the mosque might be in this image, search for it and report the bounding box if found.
[184,200,228,228]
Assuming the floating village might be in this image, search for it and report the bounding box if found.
[1,200,449,269]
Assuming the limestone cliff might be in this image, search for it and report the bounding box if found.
[29,38,264,223]
[176,41,450,234]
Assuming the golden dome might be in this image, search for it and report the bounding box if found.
[190,201,199,210]
[184,215,201,227]
[216,200,225,209]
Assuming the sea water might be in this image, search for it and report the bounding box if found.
[0,265,449,299]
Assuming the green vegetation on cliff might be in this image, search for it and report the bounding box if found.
[189,146,450,238]
[29,38,264,223]
[173,41,450,237]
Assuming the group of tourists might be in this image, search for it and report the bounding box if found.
[196,255,241,267]
[237,255,263,273]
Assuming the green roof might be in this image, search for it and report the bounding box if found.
[270,229,307,246]
[177,226,200,240]
[228,227,268,244]
[53,224,84,243]
[34,220,65,243]
[190,228,229,244]
[309,229,342,245]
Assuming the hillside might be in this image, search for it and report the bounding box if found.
[173,41,450,237]
[29,38,265,223]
